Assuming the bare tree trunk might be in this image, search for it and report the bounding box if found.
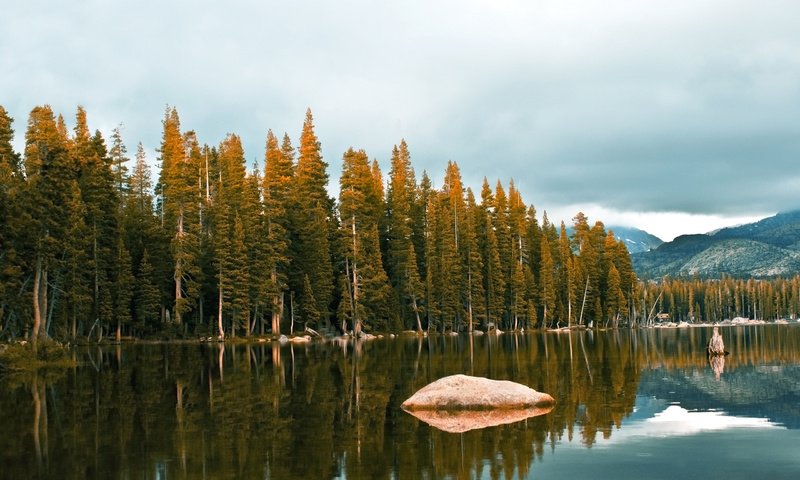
[32,255,42,344]
[412,294,423,333]
[271,270,281,335]
[467,266,474,333]
[217,267,224,339]
[174,211,184,325]
[290,291,295,336]
[351,216,361,337]
[578,276,589,327]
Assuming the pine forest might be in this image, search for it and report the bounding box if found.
[1,104,797,343]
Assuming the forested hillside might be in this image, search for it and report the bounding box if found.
[0,105,637,341]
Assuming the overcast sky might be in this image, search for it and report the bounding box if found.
[3,0,800,240]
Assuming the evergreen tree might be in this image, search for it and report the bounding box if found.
[263,131,294,334]
[0,106,23,331]
[338,148,392,332]
[539,233,556,328]
[605,263,625,327]
[62,181,91,338]
[22,105,73,343]
[109,124,129,197]
[479,179,505,327]
[493,181,512,328]
[74,107,118,338]
[300,274,321,331]
[134,249,161,334]
[290,110,334,324]
[228,214,250,336]
[157,107,201,326]
[426,190,460,332]
[464,188,486,332]
[385,140,419,329]
[113,236,135,340]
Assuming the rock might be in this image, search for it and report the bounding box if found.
[288,335,310,344]
[707,326,725,355]
[401,374,555,411]
[472,330,484,336]
[405,405,554,433]
[278,334,289,344]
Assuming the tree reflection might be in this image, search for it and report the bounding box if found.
[0,325,798,479]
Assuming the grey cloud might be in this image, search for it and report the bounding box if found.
[3,0,800,230]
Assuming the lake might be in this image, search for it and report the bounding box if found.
[2,324,799,479]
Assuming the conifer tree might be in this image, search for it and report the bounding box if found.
[426,190,461,332]
[539,233,556,328]
[479,179,505,326]
[444,161,468,330]
[263,131,294,334]
[109,124,129,197]
[228,214,250,336]
[290,109,334,325]
[245,166,269,335]
[74,107,118,338]
[300,274,321,331]
[113,236,135,340]
[605,262,625,327]
[23,105,73,343]
[0,106,23,329]
[385,140,419,329]
[493,181,512,328]
[559,222,575,327]
[157,107,202,326]
[464,188,486,332]
[63,180,91,338]
[411,171,432,300]
[125,143,168,330]
[339,148,392,332]
[134,249,161,334]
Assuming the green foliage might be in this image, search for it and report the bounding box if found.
[0,339,75,372]
[0,103,644,340]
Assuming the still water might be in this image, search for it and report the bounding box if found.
[2,325,799,479]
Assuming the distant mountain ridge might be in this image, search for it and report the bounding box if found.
[607,226,664,254]
[632,211,800,278]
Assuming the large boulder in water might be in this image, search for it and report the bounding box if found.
[401,374,555,411]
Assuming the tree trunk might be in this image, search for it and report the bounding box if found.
[217,271,225,339]
[271,270,281,335]
[174,211,184,325]
[32,255,42,345]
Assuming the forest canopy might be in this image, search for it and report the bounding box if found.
[5,103,750,343]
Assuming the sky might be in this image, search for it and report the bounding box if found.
[3,0,800,241]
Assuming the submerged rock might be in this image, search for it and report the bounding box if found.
[401,374,555,411]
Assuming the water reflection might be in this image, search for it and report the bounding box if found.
[709,354,725,379]
[405,405,554,433]
[0,325,798,479]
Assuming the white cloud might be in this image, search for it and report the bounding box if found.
[3,0,800,237]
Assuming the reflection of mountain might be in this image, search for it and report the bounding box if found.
[637,364,800,428]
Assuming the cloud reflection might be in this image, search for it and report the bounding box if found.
[597,403,783,446]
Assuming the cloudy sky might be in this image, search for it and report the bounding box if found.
[3,0,800,241]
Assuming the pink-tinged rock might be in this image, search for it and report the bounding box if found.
[405,405,554,433]
[401,374,555,411]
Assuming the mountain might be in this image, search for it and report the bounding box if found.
[632,211,800,278]
[607,225,664,254]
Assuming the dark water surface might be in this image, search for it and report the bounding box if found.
[2,325,799,479]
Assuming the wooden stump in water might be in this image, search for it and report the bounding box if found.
[708,326,725,355]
